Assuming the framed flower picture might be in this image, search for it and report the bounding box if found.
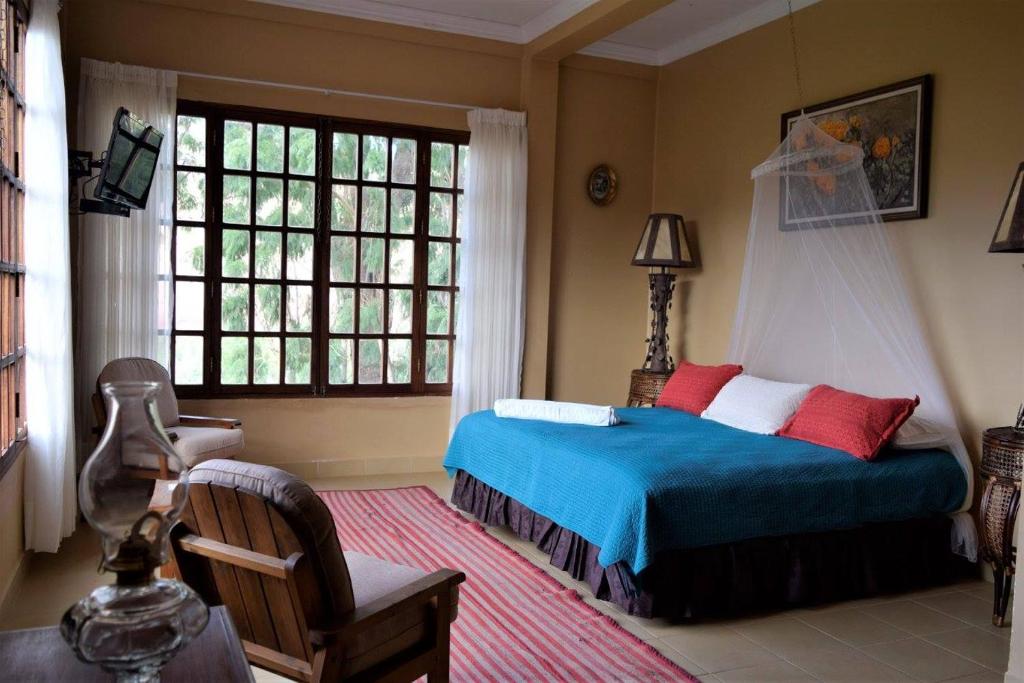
[781,75,932,223]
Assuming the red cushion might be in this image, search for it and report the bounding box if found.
[777,385,919,461]
[655,362,743,415]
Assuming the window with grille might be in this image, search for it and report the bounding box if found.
[171,102,467,398]
[0,0,27,462]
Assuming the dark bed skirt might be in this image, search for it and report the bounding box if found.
[451,470,976,620]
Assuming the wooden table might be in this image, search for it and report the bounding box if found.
[0,605,254,682]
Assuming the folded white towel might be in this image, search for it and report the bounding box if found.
[493,399,620,426]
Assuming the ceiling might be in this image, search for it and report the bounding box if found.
[250,0,820,65]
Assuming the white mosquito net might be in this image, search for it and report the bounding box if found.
[729,117,977,560]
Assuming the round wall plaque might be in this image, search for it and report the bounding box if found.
[587,164,618,206]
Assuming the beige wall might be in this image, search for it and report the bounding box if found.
[548,56,658,404]
[652,0,1024,462]
[0,456,25,607]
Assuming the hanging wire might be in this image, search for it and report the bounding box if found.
[786,0,806,114]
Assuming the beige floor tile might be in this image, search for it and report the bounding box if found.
[713,661,817,682]
[861,637,985,682]
[924,627,1011,672]
[251,665,290,682]
[651,641,706,676]
[732,616,848,657]
[942,669,1008,682]
[916,593,996,629]
[796,608,911,647]
[699,675,724,683]
[782,645,913,682]
[659,625,780,674]
[861,600,968,635]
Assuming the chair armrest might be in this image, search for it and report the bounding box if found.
[178,415,242,429]
[309,568,465,647]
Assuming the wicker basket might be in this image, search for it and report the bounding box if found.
[627,369,672,407]
[979,426,1022,626]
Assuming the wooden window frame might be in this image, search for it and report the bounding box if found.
[0,0,28,476]
[171,101,466,400]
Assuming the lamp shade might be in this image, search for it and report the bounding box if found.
[631,213,697,268]
[989,162,1024,253]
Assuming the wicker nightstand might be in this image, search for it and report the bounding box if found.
[980,426,1022,627]
[627,369,673,407]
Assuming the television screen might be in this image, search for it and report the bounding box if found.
[94,107,164,210]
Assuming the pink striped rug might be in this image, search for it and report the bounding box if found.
[319,486,695,682]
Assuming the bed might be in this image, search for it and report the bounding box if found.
[444,407,973,619]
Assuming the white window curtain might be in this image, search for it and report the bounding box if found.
[449,109,528,432]
[75,59,176,455]
[23,0,76,552]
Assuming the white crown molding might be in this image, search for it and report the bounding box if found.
[577,41,659,66]
[655,0,821,66]
[520,0,603,43]
[247,0,525,43]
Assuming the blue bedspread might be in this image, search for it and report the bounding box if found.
[443,407,966,574]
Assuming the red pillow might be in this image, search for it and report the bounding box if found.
[655,362,743,415]
[777,385,919,461]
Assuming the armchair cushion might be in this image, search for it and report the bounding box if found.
[97,357,180,427]
[187,460,356,623]
[167,426,245,467]
[342,551,460,677]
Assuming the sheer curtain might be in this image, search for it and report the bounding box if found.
[76,59,176,456]
[449,109,528,432]
[23,0,76,553]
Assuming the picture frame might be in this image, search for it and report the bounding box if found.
[781,75,933,225]
[587,164,618,206]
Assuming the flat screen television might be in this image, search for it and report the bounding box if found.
[89,107,164,214]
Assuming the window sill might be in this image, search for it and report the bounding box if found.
[0,438,26,483]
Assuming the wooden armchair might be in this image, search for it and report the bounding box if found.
[170,459,465,682]
[93,357,243,477]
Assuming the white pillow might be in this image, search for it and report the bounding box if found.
[701,375,812,435]
[892,416,949,450]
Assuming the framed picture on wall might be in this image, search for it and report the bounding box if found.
[781,75,933,224]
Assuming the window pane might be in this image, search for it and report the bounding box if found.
[221,337,249,384]
[455,243,461,286]
[288,180,314,228]
[331,184,357,231]
[362,135,387,181]
[176,115,205,167]
[430,142,453,187]
[175,226,204,276]
[223,120,252,171]
[286,285,312,332]
[223,175,251,224]
[457,145,469,189]
[389,239,414,285]
[332,132,357,180]
[361,187,385,232]
[287,233,314,280]
[330,236,356,282]
[222,229,250,278]
[426,339,449,384]
[285,338,312,384]
[254,284,281,331]
[388,339,411,384]
[360,237,384,283]
[427,290,450,335]
[175,281,204,330]
[176,171,205,221]
[289,127,316,175]
[329,288,354,334]
[255,231,282,279]
[428,192,452,236]
[255,177,283,226]
[256,123,284,173]
[391,138,416,183]
[174,336,203,384]
[254,338,280,384]
[390,189,415,234]
[359,289,383,334]
[329,339,354,385]
[358,339,382,384]
[456,194,464,237]
[388,289,412,334]
[221,283,249,331]
[427,241,451,285]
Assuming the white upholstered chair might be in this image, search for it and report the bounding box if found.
[93,357,244,476]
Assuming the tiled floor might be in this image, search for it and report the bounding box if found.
[0,471,1012,683]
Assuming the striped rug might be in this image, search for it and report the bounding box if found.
[319,486,695,682]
